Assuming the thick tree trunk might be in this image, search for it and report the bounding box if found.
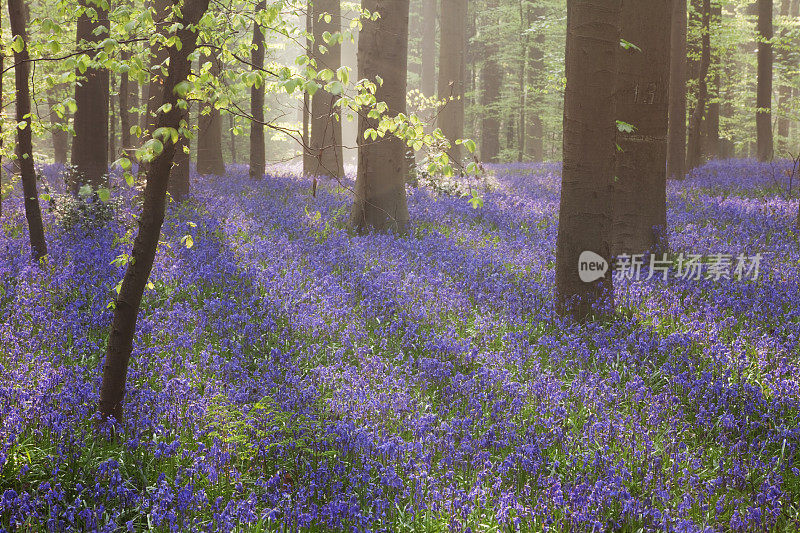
[687,0,710,169]
[555,0,620,319]
[196,57,226,175]
[701,2,721,160]
[98,0,210,422]
[350,0,410,233]
[613,0,671,256]
[438,0,467,162]
[8,0,47,260]
[479,0,501,163]
[667,0,687,178]
[70,0,110,192]
[757,0,774,162]
[525,6,546,162]
[421,0,437,96]
[309,0,345,179]
[249,0,266,179]
[47,89,70,164]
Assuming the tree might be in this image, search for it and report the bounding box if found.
[555,0,620,319]
[196,55,226,175]
[421,0,436,97]
[756,0,773,162]
[687,0,710,169]
[668,0,687,178]
[613,0,671,256]
[8,0,47,260]
[99,0,211,422]
[479,0,501,163]
[525,6,546,162]
[249,0,266,179]
[309,0,344,179]
[119,49,134,156]
[47,88,70,164]
[350,0,410,233]
[438,0,467,162]
[70,0,110,193]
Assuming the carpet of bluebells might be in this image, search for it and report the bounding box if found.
[1,159,799,532]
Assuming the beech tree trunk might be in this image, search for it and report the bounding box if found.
[479,0,501,163]
[169,106,190,202]
[98,0,210,422]
[303,6,311,174]
[119,50,133,155]
[687,0,710,169]
[613,0,671,256]
[701,2,721,160]
[667,0,687,178]
[309,0,345,179]
[249,0,266,179]
[421,0,437,96]
[47,89,70,164]
[525,6,546,162]
[8,0,47,260]
[196,57,226,175]
[555,0,620,319]
[350,0,410,233]
[757,0,774,162]
[109,75,117,161]
[438,0,467,162]
[70,0,110,192]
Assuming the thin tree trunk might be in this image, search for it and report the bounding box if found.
[555,0,620,319]
[438,0,467,162]
[47,89,70,164]
[249,0,266,179]
[667,0,687,178]
[109,75,117,161]
[687,0,710,169]
[421,0,437,96]
[777,0,791,153]
[350,0,410,233]
[119,50,133,155]
[303,6,311,174]
[517,0,527,162]
[613,0,671,256]
[310,0,345,179]
[71,0,110,192]
[229,115,236,163]
[8,0,47,260]
[196,57,226,175]
[98,0,210,422]
[702,2,721,160]
[757,0,774,161]
[479,0,501,163]
[169,106,190,202]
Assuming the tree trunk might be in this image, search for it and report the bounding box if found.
[169,106,190,202]
[613,0,671,256]
[777,0,791,153]
[555,0,620,319]
[701,2,721,160]
[139,0,171,178]
[47,89,70,164]
[98,0,210,423]
[525,6,546,162]
[109,75,117,161]
[438,0,467,162]
[350,0,410,233]
[687,0,710,169]
[70,0,110,192]
[249,0,266,179]
[229,115,237,163]
[667,0,687,178]
[421,0,437,96]
[309,0,345,179]
[119,50,133,155]
[757,0,774,162]
[479,0,501,163]
[303,6,311,174]
[196,57,226,175]
[8,0,47,260]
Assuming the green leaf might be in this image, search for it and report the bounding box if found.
[97,188,111,203]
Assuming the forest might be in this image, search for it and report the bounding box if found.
[1,0,800,531]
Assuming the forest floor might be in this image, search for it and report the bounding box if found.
[1,160,799,532]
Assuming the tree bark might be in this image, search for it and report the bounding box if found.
[169,106,190,202]
[555,0,620,319]
[687,0,710,169]
[757,0,774,162]
[479,0,501,163]
[350,0,410,233]
[421,0,437,97]
[8,0,47,260]
[438,0,467,162]
[70,0,110,192]
[667,0,687,178]
[47,89,70,164]
[196,56,226,175]
[777,0,791,153]
[119,50,133,155]
[303,6,311,174]
[98,0,210,422]
[613,0,671,256]
[309,0,345,179]
[525,6,546,161]
[249,0,266,179]
[109,74,117,161]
